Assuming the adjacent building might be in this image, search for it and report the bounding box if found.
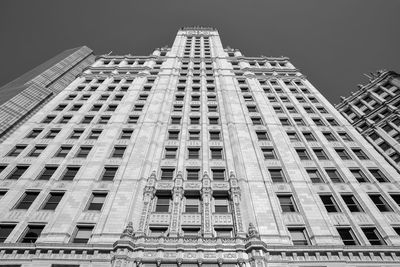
[336,70,400,173]
[0,27,400,267]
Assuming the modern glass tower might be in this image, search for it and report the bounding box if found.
[0,27,399,267]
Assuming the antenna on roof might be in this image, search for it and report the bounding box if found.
[107,51,113,55]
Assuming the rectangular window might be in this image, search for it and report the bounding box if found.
[70,104,82,111]
[87,129,102,140]
[256,131,269,141]
[186,169,199,180]
[269,169,286,183]
[42,192,64,210]
[350,169,369,183]
[15,192,40,209]
[7,166,29,180]
[185,196,200,213]
[98,116,110,124]
[337,228,358,245]
[171,117,181,125]
[212,169,225,180]
[71,225,94,244]
[168,130,179,140]
[7,145,27,157]
[262,148,277,160]
[61,166,80,181]
[173,105,183,112]
[288,228,309,245]
[54,146,72,157]
[303,132,316,141]
[133,105,144,111]
[325,169,344,183]
[58,116,72,124]
[307,169,324,183]
[361,227,385,245]
[42,115,56,123]
[155,195,171,212]
[111,146,126,158]
[149,227,168,237]
[313,148,329,160]
[69,129,84,139]
[182,227,200,237]
[101,167,118,181]
[189,131,200,140]
[20,225,45,243]
[280,118,291,126]
[188,148,200,159]
[0,224,16,243]
[341,195,363,212]
[278,195,297,212]
[352,149,369,160]
[120,129,134,139]
[161,168,174,180]
[210,131,221,140]
[37,166,58,180]
[215,228,232,237]
[320,195,340,212]
[28,145,46,157]
[127,115,139,124]
[251,117,263,125]
[339,132,353,141]
[287,132,300,142]
[210,148,223,159]
[214,196,229,212]
[191,117,200,125]
[369,194,393,212]
[165,147,177,159]
[87,192,107,211]
[335,149,352,160]
[369,169,389,183]
[390,194,400,207]
[323,132,337,141]
[26,128,43,138]
[209,117,219,125]
[296,149,311,160]
[45,129,60,139]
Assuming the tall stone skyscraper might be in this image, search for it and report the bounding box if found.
[336,70,400,173]
[0,27,399,266]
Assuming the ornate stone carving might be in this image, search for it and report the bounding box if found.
[247,223,260,239]
[121,221,135,239]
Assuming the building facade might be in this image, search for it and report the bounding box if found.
[0,27,400,266]
[336,70,400,173]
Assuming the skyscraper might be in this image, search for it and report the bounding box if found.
[0,27,399,266]
[336,70,400,173]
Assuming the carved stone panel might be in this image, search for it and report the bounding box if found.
[149,213,170,225]
[213,214,233,225]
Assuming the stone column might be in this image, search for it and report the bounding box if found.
[136,172,156,235]
[202,171,213,237]
[229,171,245,237]
[169,171,184,237]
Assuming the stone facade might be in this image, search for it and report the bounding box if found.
[0,27,399,266]
[336,70,400,173]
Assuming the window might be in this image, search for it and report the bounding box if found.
[120,129,133,139]
[337,228,358,245]
[45,129,60,139]
[262,148,277,160]
[256,131,269,140]
[171,117,181,125]
[155,195,171,212]
[165,147,177,159]
[133,105,144,111]
[352,149,369,160]
[15,192,39,209]
[81,116,94,124]
[75,146,92,158]
[369,194,393,212]
[208,105,218,112]
[313,148,329,160]
[37,166,57,180]
[168,130,179,140]
[251,117,263,125]
[191,117,200,125]
[209,131,221,140]
[189,131,200,140]
[323,132,337,141]
[20,225,45,243]
[127,115,139,124]
[327,118,339,126]
[335,149,352,160]
[278,195,297,212]
[70,129,84,139]
[280,118,291,126]
[369,169,389,183]
[296,149,311,160]
[42,115,56,123]
[87,193,107,211]
[101,167,118,181]
[211,148,223,159]
[188,148,200,159]
[61,166,80,181]
[186,169,200,180]
[212,169,225,180]
[42,192,64,210]
[341,195,363,212]
[182,227,200,237]
[0,224,16,243]
[7,166,29,180]
[294,118,306,126]
[288,228,309,245]
[26,128,43,138]
[304,106,315,114]
[361,227,385,245]
[28,145,46,157]
[215,228,232,237]
[58,116,72,124]
[98,116,110,124]
[71,225,94,244]
[325,169,344,183]
[307,169,324,183]
[54,146,72,157]
[214,196,229,212]
[149,227,168,237]
[70,104,82,111]
[350,169,369,183]
[287,132,300,142]
[185,196,200,212]
[303,132,316,141]
[269,169,286,183]
[339,132,352,141]
[313,118,325,126]
[111,146,126,158]
[87,129,102,140]
[161,168,174,180]
[173,105,183,112]
[209,117,219,125]
[7,145,27,157]
[320,195,340,212]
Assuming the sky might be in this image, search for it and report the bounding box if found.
[0,0,399,104]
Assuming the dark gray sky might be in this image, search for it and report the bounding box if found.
[0,0,399,104]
